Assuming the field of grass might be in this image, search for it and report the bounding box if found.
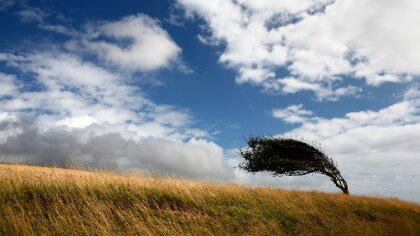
[0,163,419,235]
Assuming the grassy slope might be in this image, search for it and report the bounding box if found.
[0,164,419,235]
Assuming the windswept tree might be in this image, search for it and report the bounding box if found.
[239,136,349,194]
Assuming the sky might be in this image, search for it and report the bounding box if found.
[0,0,419,202]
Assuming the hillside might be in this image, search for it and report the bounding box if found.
[0,163,419,235]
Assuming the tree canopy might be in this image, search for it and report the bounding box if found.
[239,136,349,194]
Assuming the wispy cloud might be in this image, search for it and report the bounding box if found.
[0,0,15,11]
[272,104,313,124]
[16,7,47,23]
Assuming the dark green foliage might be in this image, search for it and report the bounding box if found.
[239,136,349,194]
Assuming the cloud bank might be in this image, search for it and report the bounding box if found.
[0,114,231,180]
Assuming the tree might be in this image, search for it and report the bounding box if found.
[239,136,349,194]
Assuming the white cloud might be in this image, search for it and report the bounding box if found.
[177,0,420,100]
[0,111,21,144]
[83,14,182,71]
[0,51,200,140]
[268,89,420,201]
[8,5,182,68]
[284,0,420,84]
[272,104,313,123]
[236,66,275,84]
[279,77,360,100]
[56,115,98,129]
[279,77,319,94]
[0,73,18,97]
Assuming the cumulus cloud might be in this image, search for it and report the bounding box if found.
[283,0,420,85]
[82,14,182,71]
[267,88,420,201]
[176,0,420,100]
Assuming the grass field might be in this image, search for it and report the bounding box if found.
[0,163,419,235]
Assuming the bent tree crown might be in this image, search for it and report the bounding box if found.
[239,136,349,194]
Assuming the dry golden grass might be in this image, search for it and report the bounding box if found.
[0,163,419,235]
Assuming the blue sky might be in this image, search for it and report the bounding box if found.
[0,0,419,202]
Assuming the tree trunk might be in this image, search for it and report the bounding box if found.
[334,175,349,195]
[326,172,349,195]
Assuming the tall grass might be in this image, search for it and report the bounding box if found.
[0,163,419,235]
